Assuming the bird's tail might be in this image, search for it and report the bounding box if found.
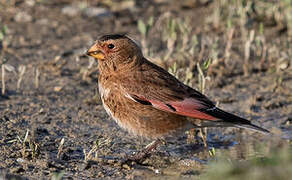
[233,123,270,134]
[200,107,270,134]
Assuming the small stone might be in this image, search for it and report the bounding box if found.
[54,86,63,92]
[154,169,160,174]
[14,11,32,23]
[62,6,80,16]
[278,59,289,70]
[97,171,104,177]
[25,0,35,7]
[122,164,131,170]
[36,18,49,25]
[16,158,25,163]
[82,7,112,18]
[78,163,89,171]
[111,0,135,11]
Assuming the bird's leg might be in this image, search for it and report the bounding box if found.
[199,128,208,147]
[126,139,162,162]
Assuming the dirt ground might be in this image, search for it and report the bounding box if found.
[0,0,291,179]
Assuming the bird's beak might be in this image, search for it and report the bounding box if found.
[86,43,105,60]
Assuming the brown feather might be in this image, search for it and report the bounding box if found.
[87,34,269,139]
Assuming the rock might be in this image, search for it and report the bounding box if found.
[16,158,25,163]
[122,164,131,170]
[62,4,112,18]
[36,18,49,25]
[61,5,80,17]
[82,7,112,18]
[14,12,32,23]
[54,86,63,92]
[25,0,35,7]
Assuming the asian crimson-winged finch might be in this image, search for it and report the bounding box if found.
[86,34,269,151]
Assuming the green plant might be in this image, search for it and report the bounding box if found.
[51,171,65,180]
[202,144,292,180]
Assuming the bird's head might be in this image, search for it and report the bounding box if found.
[87,34,143,69]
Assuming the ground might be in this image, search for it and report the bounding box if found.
[0,0,291,179]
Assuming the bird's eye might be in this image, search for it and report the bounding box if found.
[108,44,115,49]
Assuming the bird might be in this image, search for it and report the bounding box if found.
[86,34,269,160]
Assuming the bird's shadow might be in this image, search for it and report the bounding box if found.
[163,139,237,157]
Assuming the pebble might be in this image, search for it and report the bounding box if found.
[97,171,105,177]
[14,11,32,23]
[54,86,63,92]
[62,3,112,18]
[25,0,35,7]
[82,7,112,18]
[36,18,49,25]
[16,158,25,163]
[277,59,289,71]
[61,5,80,17]
[122,163,131,170]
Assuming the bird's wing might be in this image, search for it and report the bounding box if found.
[121,59,218,120]
[120,59,270,134]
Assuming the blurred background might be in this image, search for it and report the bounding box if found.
[0,0,291,179]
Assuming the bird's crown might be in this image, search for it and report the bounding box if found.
[99,34,127,42]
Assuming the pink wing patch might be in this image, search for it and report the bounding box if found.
[130,94,218,121]
[150,98,217,120]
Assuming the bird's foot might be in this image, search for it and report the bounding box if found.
[123,139,162,164]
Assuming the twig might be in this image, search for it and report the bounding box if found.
[1,64,5,95]
[196,63,208,147]
[57,138,65,159]
[17,65,26,90]
[259,37,267,70]
[243,30,255,76]
[224,28,235,64]
[198,38,205,62]
[35,67,40,89]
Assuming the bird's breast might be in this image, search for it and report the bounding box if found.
[98,82,110,99]
[97,81,190,139]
